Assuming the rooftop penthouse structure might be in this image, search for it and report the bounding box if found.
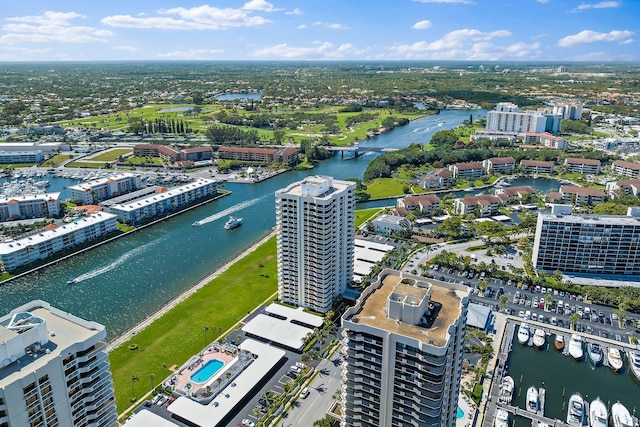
[341,270,469,427]
[0,300,117,427]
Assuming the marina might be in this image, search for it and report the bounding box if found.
[486,319,640,427]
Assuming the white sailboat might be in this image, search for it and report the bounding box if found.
[607,347,624,372]
[611,402,633,427]
[518,322,531,345]
[568,334,584,360]
[589,397,608,427]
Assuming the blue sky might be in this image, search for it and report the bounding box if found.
[0,0,637,62]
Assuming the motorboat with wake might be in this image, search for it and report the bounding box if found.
[568,334,584,360]
[566,393,585,427]
[533,329,546,349]
[518,322,531,345]
[192,220,202,227]
[66,277,77,285]
[498,376,514,405]
[587,342,604,366]
[607,347,623,372]
[526,386,538,413]
[224,216,243,230]
[589,397,608,427]
[611,402,633,427]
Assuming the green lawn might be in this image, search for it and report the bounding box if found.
[90,148,133,161]
[65,161,107,169]
[40,154,75,167]
[365,178,407,199]
[355,208,383,228]
[108,237,278,414]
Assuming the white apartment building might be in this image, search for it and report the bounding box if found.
[486,103,562,135]
[275,176,356,313]
[0,300,118,427]
[0,193,61,221]
[68,173,143,205]
[553,102,583,120]
[0,212,117,271]
[103,178,219,224]
[532,205,640,277]
[0,150,44,164]
[341,270,469,427]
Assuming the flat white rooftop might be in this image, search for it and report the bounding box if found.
[242,314,312,350]
[492,214,512,222]
[264,304,323,328]
[124,409,180,427]
[168,339,285,427]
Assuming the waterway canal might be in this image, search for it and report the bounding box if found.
[2,110,493,339]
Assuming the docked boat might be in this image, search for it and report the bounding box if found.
[589,397,608,427]
[533,329,546,349]
[566,393,585,427]
[607,347,623,372]
[66,277,76,285]
[588,342,604,366]
[554,334,565,351]
[568,334,584,360]
[494,408,509,427]
[498,376,514,405]
[628,349,640,381]
[526,386,538,413]
[611,402,633,427]
[518,323,531,345]
[224,216,243,230]
[192,221,202,227]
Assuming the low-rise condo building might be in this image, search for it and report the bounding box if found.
[341,270,469,427]
[612,160,640,178]
[532,205,640,278]
[0,192,61,221]
[68,172,143,205]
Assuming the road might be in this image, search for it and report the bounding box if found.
[279,355,342,427]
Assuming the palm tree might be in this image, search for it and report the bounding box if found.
[568,313,581,330]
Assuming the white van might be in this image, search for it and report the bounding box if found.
[301,388,310,399]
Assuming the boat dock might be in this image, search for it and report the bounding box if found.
[497,403,565,427]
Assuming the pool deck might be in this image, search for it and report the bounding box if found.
[166,343,239,397]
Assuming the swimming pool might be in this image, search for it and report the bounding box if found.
[190,359,224,384]
[457,407,465,419]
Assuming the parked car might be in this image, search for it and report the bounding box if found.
[242,419,256,427]
[300,388,310,399]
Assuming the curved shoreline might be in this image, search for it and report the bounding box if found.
[106,229,276,352]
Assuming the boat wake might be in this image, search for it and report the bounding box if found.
[74,238,164,283]
[194,195,267,226]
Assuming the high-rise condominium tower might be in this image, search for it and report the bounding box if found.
[275,176,356,313]
[341,270,469,427]
[0,300,118,427]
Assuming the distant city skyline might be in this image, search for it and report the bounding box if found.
[0,0,637,62]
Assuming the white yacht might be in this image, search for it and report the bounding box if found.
[224,215,243,230]
[611,402,633,427]
[526,386,538,413]
[587,342,604,366]
[607,347,624,372]
[566,393,585,427]
[494,408,509,427]
[628,349,640,381]
[589,397,608,427]
[498,376,515,405]
[518,323,531,345]
[533,329,546,349]
[568,334,584,360]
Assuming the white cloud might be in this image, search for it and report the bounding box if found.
[1,11,113,45]
[389,28,540,60]
[252,41,365,59]
[536,0,549,3]
[413,0,472,3]
[412,20,432,30]
[242,0,276,12]
[157,48,223,59]
[102,5,271,30]
[571,1,620,12]
[115,45,139,51]
[619,38,634,45]
[558,29,633,47]
[297,24,307,29]
[286,8,303,15]
[313,21,349,30]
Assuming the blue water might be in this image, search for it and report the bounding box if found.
[190,359,224,383]
[216,93,262,101]
[457,407,465,419]
[0,110,485,340]
[159,106,194,113]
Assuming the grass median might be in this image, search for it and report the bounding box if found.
[109,236,278,414]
